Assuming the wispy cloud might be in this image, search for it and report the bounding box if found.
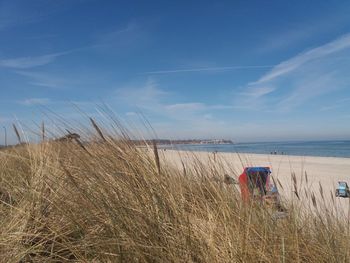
[237,33,350,110]
[276,72,338,111]
[239,86,275,98]
[125,111,137,117]
[91,21,151,53]
[255,33,350,84]
[142,65,274,75]
[15,71,68,88]
[320,105,341,112]
[117,78,232,123]
[165,103,233,112]
[258,25,318,53]
[165,103,205,111]
[18,98,51,106]
[115,77,168,107]
[97,23,138,43]
[0,52,66,69]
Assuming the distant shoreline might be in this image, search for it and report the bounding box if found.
[133,139,234,145]
[163,148,350,160]
[157,140,350,159]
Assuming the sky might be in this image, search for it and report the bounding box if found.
[1,0,350,143]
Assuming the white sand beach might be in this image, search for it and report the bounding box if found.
[162,150,350,215]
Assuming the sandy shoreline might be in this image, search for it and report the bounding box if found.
[161,149,350,215]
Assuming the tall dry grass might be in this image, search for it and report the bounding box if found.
[0,120,349,262]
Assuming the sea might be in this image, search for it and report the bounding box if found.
[161,140,350,158]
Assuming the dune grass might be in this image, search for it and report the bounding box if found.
[0,121,350,262]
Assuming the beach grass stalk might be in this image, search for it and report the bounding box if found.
[0,119,349,262]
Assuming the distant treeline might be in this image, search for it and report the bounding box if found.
[0,139,233,148]
[132,139,234,145]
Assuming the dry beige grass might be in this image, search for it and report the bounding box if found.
[0,122,350,262]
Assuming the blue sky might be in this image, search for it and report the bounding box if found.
[1,0,350,143]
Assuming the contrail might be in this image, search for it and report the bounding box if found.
[142,65,275,74]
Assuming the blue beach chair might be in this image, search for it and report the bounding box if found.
[335,181,350,198]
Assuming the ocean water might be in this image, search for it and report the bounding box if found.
[162,140,350,158]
